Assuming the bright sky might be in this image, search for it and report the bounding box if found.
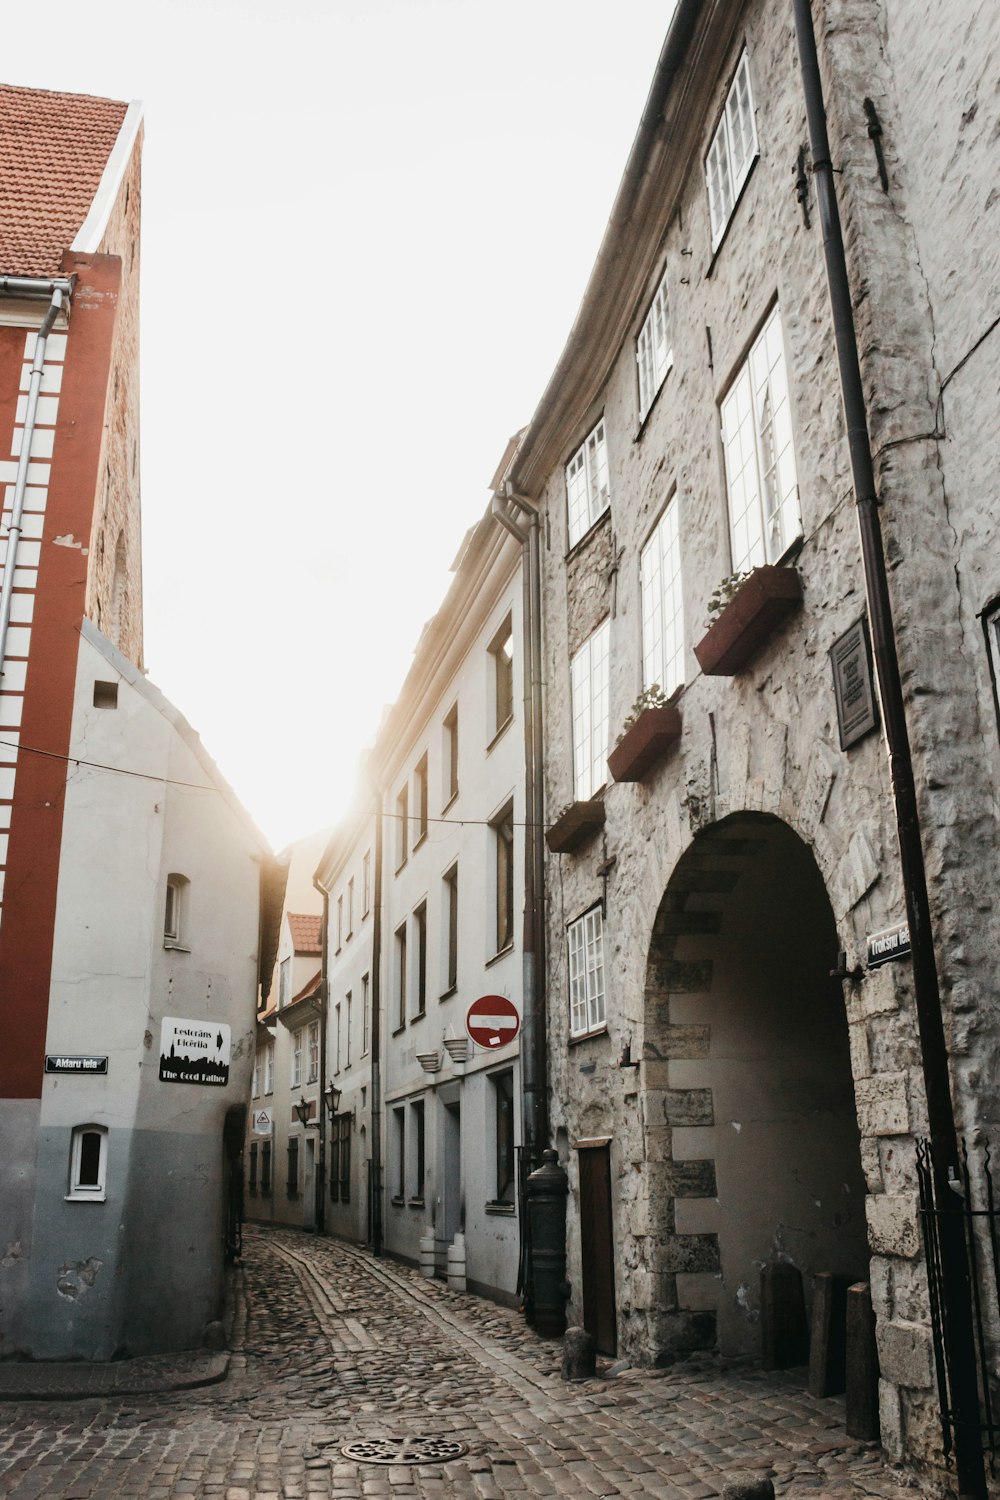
[5,0,676,850]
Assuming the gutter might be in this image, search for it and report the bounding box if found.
[0,278,72,684]
[792,3,986,1494]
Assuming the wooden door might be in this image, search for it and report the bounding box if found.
[578,1143,617,1355]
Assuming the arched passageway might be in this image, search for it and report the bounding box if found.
[644,812,868,1358]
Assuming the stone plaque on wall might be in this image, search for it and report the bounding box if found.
[831,617,878,749]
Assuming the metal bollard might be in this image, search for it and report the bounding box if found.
[526,1147,569,1337]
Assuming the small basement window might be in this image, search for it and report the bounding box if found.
[68,1125,108,1201]
[93,680,118,709]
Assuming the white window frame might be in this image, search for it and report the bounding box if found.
[641,497,685,697]
[706,49,759,251]
[67,1125,108,1201]
[565,418,610,547]
[721,304,801,575]
[636,269,672,421]
[362,972,371,1056]
[291,1029,303,1090]
[264,1041,274,1095]
[307,1021,319,1084]
[568,906,606,1038]
[252,1054,260,1099]
[571,618,611,801]
[362,851,371,916]
[278,957,291,1009]
[163,874,188,949]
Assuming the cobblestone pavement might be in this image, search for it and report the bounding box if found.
[0,1226,920,1499]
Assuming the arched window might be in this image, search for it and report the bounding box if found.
[68,1125,107,1200]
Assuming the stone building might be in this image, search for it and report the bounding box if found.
[0,85,282,1359]
[496,0,1000,1480]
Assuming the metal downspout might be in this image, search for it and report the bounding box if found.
[312,880,330,1235]
[792,3,985,1493]
[0,282,69,679]
[369,779,385,1257]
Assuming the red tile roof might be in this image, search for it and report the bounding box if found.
[0,83,128,276]
[287,912,323,955]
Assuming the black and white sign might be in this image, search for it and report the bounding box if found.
[45,1054,108,1075]
[251,1107,273,1137]
[159,1017,231,1086]
[867,921,911,970]
[831,618,878,750]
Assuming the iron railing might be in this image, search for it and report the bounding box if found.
[917,1138,1000,1473]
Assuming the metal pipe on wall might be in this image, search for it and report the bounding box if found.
[791,3,986,1493]
[369,776,385,1257]
[312,880,330,1236]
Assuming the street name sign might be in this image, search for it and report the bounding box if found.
[466,994,520,1049]
[44,1054,108,1075]
[867,921,911,970]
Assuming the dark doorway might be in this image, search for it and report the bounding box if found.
[578,1142,617,1355]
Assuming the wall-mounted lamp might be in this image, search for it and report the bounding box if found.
[323,1081,342,1117]
[293,1096,313,1127]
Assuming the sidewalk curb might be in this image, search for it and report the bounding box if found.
[0,1352,230,1402]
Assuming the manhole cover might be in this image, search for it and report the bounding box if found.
[340,1437,469,1466]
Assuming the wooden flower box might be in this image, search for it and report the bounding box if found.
[607,704,682,782]
[545,799,606,854]
[694,566,803,676]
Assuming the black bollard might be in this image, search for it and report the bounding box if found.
[526,1147,569,1337]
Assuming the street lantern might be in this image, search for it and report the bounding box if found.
[323,1081,341,1117]
[293,1096,311,1128]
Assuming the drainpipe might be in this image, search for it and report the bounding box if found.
[312,880,330,1236]
[369,778,385,1257]
[792,5,985,1494]
[0,280,72,680]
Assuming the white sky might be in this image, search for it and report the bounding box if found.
[5,0,676,850]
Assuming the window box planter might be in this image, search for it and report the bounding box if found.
[607,704,682,782]
[545,799,605,854]
[694,565,802,677]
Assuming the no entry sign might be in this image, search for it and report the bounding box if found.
[466,994,520,1049]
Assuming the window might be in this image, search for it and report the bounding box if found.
[636,269,672,421]
[443,704,459,804]
[395,785,409,869]
[68,1125,107,1200]
[345,990,353,1067]
[334,1002,342,1073]
[395,923,407,1030]
[336,894,343,952]
[264,1042,274,1095]
[411,1099,426,1202]
[362,851,371,916]
[721,304,800,575]
[251,1054,260,1099]
[261,1140,272,1196]
[346,877,354,939]
[489,617,514,738]
[307,1021,319,1084]
[491,802,515,954]
[568,905,607,1038]
[249,1141,258,1196]
[566,419,610,546]
[492,1071,515,1204]
[706,50,759,250]
[362,973,370,1055]
[291,1029,303,1089]
[286,1136,299,1198]
[571,619,611,800]
[163,874,187,947]
[333,1113,351,1204]
[393,1106,406,1200]
[93,680,118,709]
[443,864,458,992]
[414,754,428,845]
[414,903,427,1017]
[641,498,685,697]
[278,957,291,1008]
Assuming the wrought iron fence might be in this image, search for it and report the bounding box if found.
[916,1138,1000,1473]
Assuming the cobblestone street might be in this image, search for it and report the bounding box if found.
[0,1227,917,1499]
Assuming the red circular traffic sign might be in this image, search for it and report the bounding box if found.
[466,994,520,1050]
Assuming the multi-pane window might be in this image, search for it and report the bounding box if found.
[721,304,800,575]
[307,1021,319,1084]
[571,619,611,800]
[334,1002,342,1072]
[568,905,607,1038]
[706,50,759,250]
[493,1071,515,1204]
[345,991,353,1067]
[490,617,514,737]
[641,498,685,697]
[393,1106,405,1199]
[251,1054,260,1098]
[278,957,291,1008]
[636,269,672,421]
[68,1125,107,1200]
[347,877,354,939]
[415,754,428,844]
[411,1100,426,1201]
[291,1030,303,1089]
[492,803,515,954]
[362,973,370,1054]
[264,1042,274,1095]
[414,903,427,1017]
[565,419,610,546]
[443,703,459,805]
[336,894,343,951]
[330,1113,351,1204]
[443,864,458,992]
[286,1136,299,1198]
[395,923,407,1029]
[395,785,408,869]
[362,851,371,916]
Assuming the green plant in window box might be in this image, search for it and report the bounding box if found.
[704,570,750,630]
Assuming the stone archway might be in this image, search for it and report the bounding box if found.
[641,812,868,1361]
